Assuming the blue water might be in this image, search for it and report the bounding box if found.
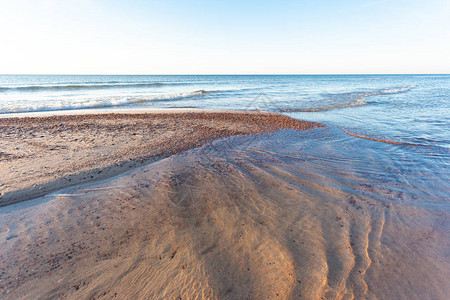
[1,75,449,147]
[0,74,449,204]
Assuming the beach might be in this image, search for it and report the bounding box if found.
[2,0,450,294]
[1,110,449,299]
[0,111,320,207]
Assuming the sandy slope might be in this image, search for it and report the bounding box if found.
[0,131,448,299]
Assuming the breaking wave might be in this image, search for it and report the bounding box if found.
[280,86,414,113]
[0,90,214,114]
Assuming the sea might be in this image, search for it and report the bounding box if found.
[0,74,448,203]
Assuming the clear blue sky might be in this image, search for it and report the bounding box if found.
[1,0,449,74]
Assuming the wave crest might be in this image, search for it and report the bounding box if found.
[379,85,414,94]
[280,86,414,113]
[0,90,214,114]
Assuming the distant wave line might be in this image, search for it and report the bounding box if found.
[0,82,177,92]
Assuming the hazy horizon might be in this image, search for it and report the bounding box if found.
[1,73,450,76]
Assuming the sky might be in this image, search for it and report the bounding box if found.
[0,0,449,74]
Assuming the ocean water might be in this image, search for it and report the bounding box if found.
[0,74,448,201]
[0,75,449,147]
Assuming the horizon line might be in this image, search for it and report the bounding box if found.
[1,73,449,76]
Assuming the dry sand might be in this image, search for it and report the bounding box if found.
[0,112,448,299]
[0,111,320,207]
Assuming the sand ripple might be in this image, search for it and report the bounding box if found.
[0,132,448,299]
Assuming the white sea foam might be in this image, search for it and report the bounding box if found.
[0,90,213,114]
[280,86,415,112]
[379,85,414,94]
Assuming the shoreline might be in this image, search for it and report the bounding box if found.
[1,110,448,299]
[1,125,447,299]
[0,107,236,119]
[0,110,322,207]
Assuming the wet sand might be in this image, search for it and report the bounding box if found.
[0,111,321,207]
[1,112,449,299]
